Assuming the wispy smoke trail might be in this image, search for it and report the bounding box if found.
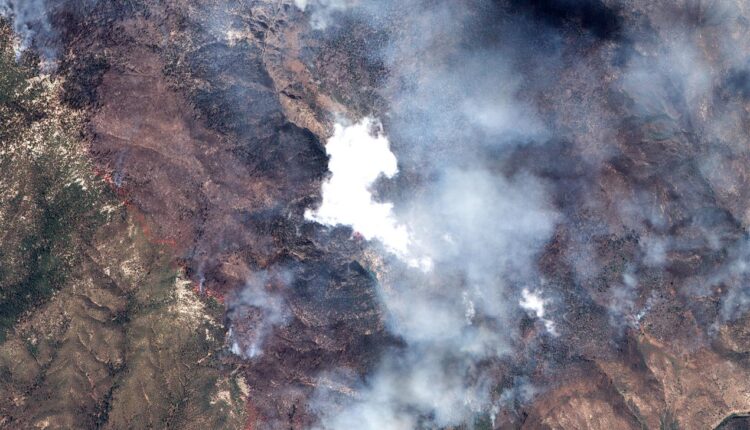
[226,269,292,359]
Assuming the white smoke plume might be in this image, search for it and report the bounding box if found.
[520,288,557,335]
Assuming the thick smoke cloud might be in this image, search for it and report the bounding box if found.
[302,1,564,427]
[305,118,412,259]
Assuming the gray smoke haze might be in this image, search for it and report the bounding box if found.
[605,2,750,329]
[299,0,750,426]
